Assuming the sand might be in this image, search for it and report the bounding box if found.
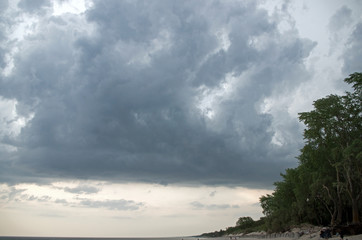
[220,235,362,240]
[231,234,362,240]
[298,234,362,240]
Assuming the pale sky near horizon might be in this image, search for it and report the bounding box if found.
[0,0,361,237]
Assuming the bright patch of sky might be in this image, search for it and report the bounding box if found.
[52,0,89,16]
[0,182,271,237]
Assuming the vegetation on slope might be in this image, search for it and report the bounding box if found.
[200,217,266,237]
[201,73,362,237]
[259,73,361,232]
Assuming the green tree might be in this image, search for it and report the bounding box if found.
[236,216,255,228]
[260,73,362,231]
[298,72,362,224]
[260,168,302,232]
[298,143,343,226]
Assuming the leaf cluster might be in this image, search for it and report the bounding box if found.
[200,216,266,237]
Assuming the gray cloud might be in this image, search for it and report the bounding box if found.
[38,213,65,218]
[328,5,354,56]
[329,6,352,33]
[55,198,69,205]
[0,0,8,12]
[63,185,100,194]
[17,0,51,14]
[342,22,362,75]
[190,201,239,210]
[78,198,144,211]
[21,194,52,202]
[0,0,344,189]
[0,0,10,70]
[0,186,26,202]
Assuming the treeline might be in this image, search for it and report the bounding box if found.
[259,73,362,232]
[200,217,266,237]
[200,73,361,237]
[225,217,266,235]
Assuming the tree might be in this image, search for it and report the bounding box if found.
[260,73,362,232]
[298,144,343,226]
[298,72,362,224]
[236,216,255,228]
[259,168,302,232]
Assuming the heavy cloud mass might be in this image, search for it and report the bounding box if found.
[0,0,361,188]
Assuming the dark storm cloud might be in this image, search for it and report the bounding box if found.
[0,0,320,188]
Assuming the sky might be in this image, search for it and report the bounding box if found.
[0,0,361,237]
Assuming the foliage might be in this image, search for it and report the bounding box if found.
[200,73,361,237]
[260,72,362,231]
[200,217,266,237]
[236,216,255,228]
[226,217,266,234]
[199,229,226,237]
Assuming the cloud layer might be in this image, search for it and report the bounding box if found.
[0,0,361,188]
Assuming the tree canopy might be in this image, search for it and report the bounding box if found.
[260,73,362,232]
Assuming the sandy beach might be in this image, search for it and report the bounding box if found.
[215,231,362,240]
[219,224,362,240]
[211,235,362,240]
[298,234,362,240]
[275,235,361,240]
[226,234,362,240]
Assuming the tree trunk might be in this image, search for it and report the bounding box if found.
[335,167,343,225]
[351,198,360,224]
[323,185,337,226]
[344,157,361,224]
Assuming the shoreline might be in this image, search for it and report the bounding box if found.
[214,234,362,240]
[222,234,362,240]
[223,226,362,240]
